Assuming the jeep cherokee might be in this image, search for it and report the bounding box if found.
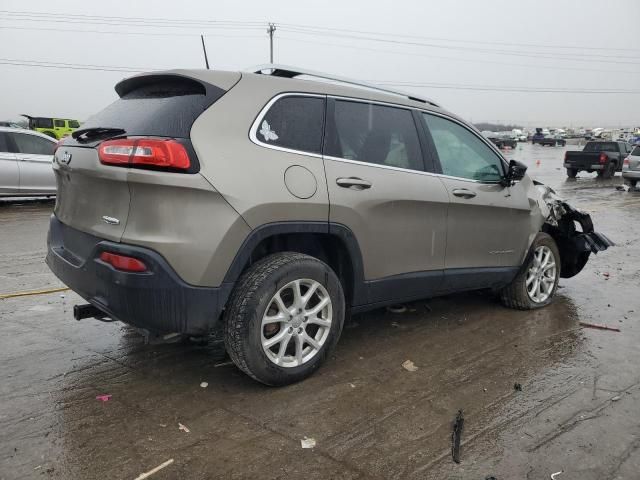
[47,65,613,386]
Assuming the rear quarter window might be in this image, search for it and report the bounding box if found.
[255,96,325,154]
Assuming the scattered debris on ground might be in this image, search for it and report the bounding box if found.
[579,322,621,332]
[301,437,316,449]
[95,394,111,402]
[611,395,621,402]
[402,360,418,372]
[387,305,407,314]
[451,409,465,464]
[200,382,208,388]
[514,383,523,391]
[550,471,563,479]
[178,423,190,433]
[133,458,174,480]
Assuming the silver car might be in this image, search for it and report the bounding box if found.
[622,145,640,188]
[0,127,57,196]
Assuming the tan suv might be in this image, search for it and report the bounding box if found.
[47,65,613,385]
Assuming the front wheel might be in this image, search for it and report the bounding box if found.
[500,233,560,310]
[224,252,345,386]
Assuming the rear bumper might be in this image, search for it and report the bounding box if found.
[46,215,222,335]
[563,163,603,170]
[622,170,640,179]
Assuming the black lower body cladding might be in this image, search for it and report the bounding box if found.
[46,215,222,335]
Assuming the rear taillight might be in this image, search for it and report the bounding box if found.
[98,138,190,170]
[564,152,568,161]
[99,252,147,272]
[599,153,607,164]
[624,156,630,166]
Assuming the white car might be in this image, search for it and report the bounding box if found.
[0,126,57,196]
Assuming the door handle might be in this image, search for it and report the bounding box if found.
[336,177,372,190]
[452,188,476,199]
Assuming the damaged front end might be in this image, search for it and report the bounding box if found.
[535,181,614,278]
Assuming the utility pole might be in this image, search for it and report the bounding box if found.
[201,35,210,69]
[267,23,276,63]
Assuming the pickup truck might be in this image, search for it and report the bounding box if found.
[564,141,633,178]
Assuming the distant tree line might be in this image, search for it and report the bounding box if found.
[474,123,524,132]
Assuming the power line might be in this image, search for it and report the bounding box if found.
[278,26,640,65]
[4,10,637,53]
[375,81,640,94]
[276,22,640,54]
[3,58,639,94]
[0,58,150,72]
[0,25,265,38]
[0,11,263,29]
[278,34,640,76]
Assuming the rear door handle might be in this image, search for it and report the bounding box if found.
[336,177,372,190]
[452,188,477,199]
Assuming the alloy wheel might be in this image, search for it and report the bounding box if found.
[261,279,332,368]
[526,245,557,303]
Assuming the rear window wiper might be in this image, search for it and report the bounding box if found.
[72,127,126,141]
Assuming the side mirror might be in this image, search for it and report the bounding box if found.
[506,159,527,182]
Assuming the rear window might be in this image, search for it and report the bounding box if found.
[632,146,640,156]
[78,76,226,139]
[255,96,325,154]
[584,142,617,152]
[34,118,53,129]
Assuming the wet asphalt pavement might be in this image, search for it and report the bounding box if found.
[1,143,639,480]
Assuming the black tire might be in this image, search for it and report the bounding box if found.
[601,162,615,179]
[500,233,561,310]
[627,179,638,188]
[224,252,345,386]
[566,168,578,178]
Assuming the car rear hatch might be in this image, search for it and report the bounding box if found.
[53,71,240,243]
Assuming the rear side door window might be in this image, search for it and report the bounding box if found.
[325,100,424,171]
[9,133,55,155]
[54,120,65,128]
[255,95,325,154]
[423,113,505,182]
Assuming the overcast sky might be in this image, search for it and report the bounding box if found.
[1,0,639,128]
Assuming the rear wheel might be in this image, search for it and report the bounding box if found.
[224,252,345,386]
[566,168,578,178]
[627,179,638,188]
[500,233,560,310]
[600,162,615,179]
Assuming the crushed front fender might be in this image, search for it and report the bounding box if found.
[534,181,615,278]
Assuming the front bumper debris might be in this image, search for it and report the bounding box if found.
[535,181,614,278]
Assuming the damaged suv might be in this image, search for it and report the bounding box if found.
[47,65,613,385]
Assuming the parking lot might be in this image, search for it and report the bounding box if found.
[1,143,639,480]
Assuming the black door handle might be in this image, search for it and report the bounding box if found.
[452,188,477,199]
[336,177,372,190]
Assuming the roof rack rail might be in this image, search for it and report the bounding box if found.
[247,64,439,107]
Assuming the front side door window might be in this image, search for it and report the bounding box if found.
[423,113,504,182]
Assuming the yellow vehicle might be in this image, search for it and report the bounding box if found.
[21,115,80,139]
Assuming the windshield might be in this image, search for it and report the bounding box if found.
[584,142,617,152]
